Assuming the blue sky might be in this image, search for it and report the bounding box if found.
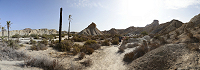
[0,0,200,32]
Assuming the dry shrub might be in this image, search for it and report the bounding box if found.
[89,43,100,50]
[30,43,48,50]
[54,40,73,52]
[30,39,36,45]
[86,48,94,55]
[79,52,85,60]
[101,40,110,46]
[81,59,92,67]
[84,40,97,45]
[25,56,65,70]
[118,47,125,53]
[112,40,119,45]
[40,39,48,46]
[72,44,81,55]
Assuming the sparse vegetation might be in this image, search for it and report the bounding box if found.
[30,39,37,45]
[12,34,21,38]
[40,39,48,46]
[112,39,119,45]
[86,48,94,55]
[123,43,149,63]
[30,43,48,50]
[101,40,110,46]
[141,31,148,36]
[25,56,65,70]
[54,40,73,52]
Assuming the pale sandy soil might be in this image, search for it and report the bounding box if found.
[84,43,136,70]
[0,41,136,70]
[0,60,42,70]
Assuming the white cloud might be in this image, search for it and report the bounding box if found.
[70,0,103,8]
[165,0,200,9]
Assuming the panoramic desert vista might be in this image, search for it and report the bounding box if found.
[1,0,200,70]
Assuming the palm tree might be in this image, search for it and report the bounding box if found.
[1,26,5,37]
[6,21,12,40]
[68,15,72,40]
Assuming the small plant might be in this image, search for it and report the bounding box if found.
[53,40,73,52]
[30,39,36,45]
[141,31,148,36]
[79,52,85,60]
[84,40,97,45]
[101,40,110,46]
[40,39,48,46]
[86,48,94,55]
[30,43,48,50]
[123,44,148,63]
[112,40,119,45]
[118,47,124,53]
[12,34,21,38]
[20,44,24,47]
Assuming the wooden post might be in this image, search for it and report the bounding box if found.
[59,8,62,43]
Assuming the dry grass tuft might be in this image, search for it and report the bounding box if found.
[25,56,65,70]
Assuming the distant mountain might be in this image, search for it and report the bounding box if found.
[78,22,103,35]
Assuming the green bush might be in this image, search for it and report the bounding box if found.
[84,40,97,45]
[101,40,110,46]
[112,40,119,45]
[53,40,73,52]
[141,31,148,36]
[12,34,21,38]
[34,35,39,39]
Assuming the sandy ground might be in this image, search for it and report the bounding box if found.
[0,60,42,70]
[84,42,136,70]
[0,40,136,70]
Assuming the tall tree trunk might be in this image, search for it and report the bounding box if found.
[59,8,62,43]
[2,30,3,37]
[8,28,9,40]
[68,21,70,40]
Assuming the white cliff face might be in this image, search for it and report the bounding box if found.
[0,29,57,36]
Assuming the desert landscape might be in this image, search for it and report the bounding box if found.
[1,0,200,70]
[0,13,200,70]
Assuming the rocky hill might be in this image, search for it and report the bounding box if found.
[78,22,103,35]
[0,28,57,36]
[144,20,159,33]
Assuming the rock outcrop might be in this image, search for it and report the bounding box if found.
[144,20,159,33]
[157,19,183,34]
[189,13,200,25]
[78,22,103,35]
[0,28,57,36]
